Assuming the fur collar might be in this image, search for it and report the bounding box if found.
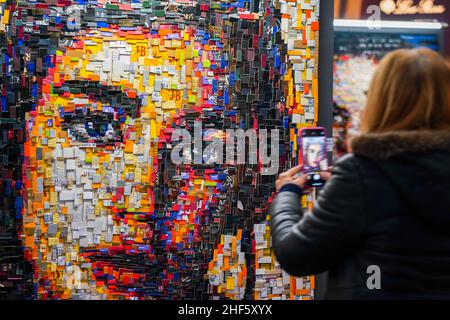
[351,130,450,160]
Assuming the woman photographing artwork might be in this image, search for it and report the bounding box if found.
[271,48,450,299]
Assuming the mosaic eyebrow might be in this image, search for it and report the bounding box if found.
[56,80,142,111]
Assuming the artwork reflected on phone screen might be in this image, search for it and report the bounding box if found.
[303,136,328,173]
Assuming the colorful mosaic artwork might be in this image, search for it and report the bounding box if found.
[0,0,320,300]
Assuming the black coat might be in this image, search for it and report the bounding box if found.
[270,130,450,299]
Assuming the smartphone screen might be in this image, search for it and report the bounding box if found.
[301,128,328,187]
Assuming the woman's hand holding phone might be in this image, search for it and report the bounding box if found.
[276,166,334,192]
[319,167,333,181]
[275,165,308,192]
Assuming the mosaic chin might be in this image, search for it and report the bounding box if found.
[0,0,320,300]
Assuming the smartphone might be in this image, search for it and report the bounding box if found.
[300,127,328,188]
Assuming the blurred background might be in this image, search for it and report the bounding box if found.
[332,0,449,160]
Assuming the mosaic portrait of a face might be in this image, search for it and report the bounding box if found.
[0,0,320,300]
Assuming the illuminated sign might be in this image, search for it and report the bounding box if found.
[380,0,446,15]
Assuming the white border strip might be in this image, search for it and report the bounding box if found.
[334,19,443,30]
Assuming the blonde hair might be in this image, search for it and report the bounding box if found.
[361,48,450,133]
